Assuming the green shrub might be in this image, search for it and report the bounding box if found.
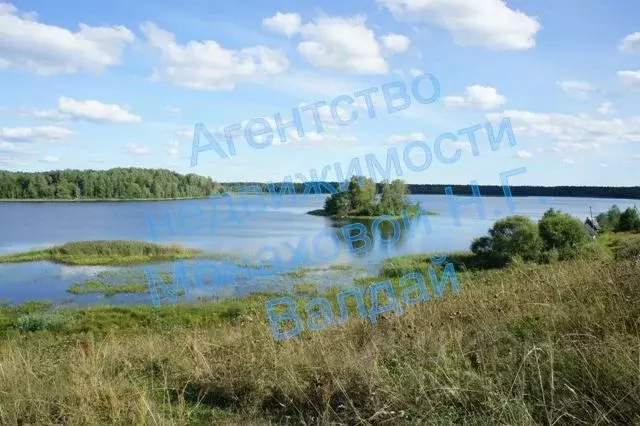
[596,205,622,231]
[488,215,542,262]
[538,209,590,259]
[17,312,70,333]
[617,207,640,232]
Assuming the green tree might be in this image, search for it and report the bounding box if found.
[378,179,408,216]
[617,207,640,232]
[596,205,621,231]
[488,215,542,262]
[347,176,376,215]
[538,209,589,259]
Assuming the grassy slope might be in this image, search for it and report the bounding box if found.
[0,241,202,266]
[0,238,639,424]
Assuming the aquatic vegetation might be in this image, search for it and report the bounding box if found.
[0,241,202,265]
[67,279,149,296]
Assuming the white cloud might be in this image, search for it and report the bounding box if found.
[388,132,425,143]
[515,150,532,159]
[556,80,597,100]
[409,68,423,77]
[0,126,74,142]
[57,97,141,124]
[597,101,615,115]
[562,158,577,164]
[380,33,411,53]
[167,140,180,157]
[0,2,134,75]
[142,22,289,91]
[166,106,181,115]
[38,156,60,163]
[487,109,640,151]
[444,85,507,109]
[263,12,301,37]
[298,16,388,74]
[618,70,640,88]
[378,0,540,50]
[175,128,193,139]
[619,32,640,53]
[124,144,149,155]
[599,163,608,168]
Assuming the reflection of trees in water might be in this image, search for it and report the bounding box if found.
[330,215,418,257]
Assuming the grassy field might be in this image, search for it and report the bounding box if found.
[0,234,638,424]
[0,241,202,266]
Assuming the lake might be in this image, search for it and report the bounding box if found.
[0,194,637,306]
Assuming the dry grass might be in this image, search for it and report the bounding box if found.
[0,257,639,424]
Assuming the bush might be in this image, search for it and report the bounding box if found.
[617,207,640,232]
[488,216,542,262]
[538,209,590,260]
[596,205,622,231]
[17,312,70,332]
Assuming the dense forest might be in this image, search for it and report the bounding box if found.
[222,181,640,200]
[0,169,220,200]
[0,168,638,200]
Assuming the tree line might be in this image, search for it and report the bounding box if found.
[0,167,638,200]
[0,169,220,200]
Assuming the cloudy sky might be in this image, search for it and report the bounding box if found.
[0,0,639,185]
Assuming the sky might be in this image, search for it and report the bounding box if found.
[0,0,639,186]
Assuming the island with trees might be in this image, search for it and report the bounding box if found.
[307,176,428,219]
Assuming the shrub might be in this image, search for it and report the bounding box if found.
[538,209,590,259]
[617,207,640,232]
[17,312,70,332]
[488,215,542,262]
[596,205,621,231]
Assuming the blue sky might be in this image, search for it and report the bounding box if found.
[0,0,639,186]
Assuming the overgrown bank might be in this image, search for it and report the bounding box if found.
[0,235,638,424]
[0,241,201,265]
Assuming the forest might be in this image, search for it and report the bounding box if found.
[0,168,638,200]
[0,169,220,200]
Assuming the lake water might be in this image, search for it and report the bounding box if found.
[0,194,637,306]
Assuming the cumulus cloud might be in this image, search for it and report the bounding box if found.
[556,80,597,100]
[378,0,540,50]
[597,101,615,115]
[142,22,289,91]
[380,33,411,53]
[618,70,640,88]
[515,150,532,159]
[0,125,74,142]
[57,97,141,124]
[388,132,425,143]
[23,97,141,124]
[167,140,180,157]
[298,16,388,74]
[263,12,301,37]
[444,85,507,109]
[124,144,149,155]
[0,2,134,75]
[619,32,640,53]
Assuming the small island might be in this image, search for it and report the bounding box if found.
[308,176,435,219]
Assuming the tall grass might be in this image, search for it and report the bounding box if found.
[0,256,638,424]
[0,240,201,265]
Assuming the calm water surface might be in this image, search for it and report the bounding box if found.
[0,195,636,306]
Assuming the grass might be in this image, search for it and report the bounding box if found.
[0,239,638,423]
[0,240,202,266]
[67,279,149,296]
